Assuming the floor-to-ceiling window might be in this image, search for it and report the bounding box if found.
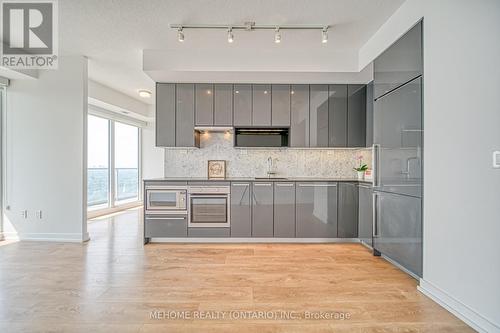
[87,114,141,214]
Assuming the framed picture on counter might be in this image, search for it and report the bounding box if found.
[207,160,226,179]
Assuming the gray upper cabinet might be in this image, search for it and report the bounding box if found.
[195,84,214,126]
[252,182,274,237]
[156,83,176,147]
[374,21,422,99]
[214,84,233,126]
[366,81,374,147]
[328,85,347,147]
[358,184,373,246]
[373,191,422,277]
[176,84,199,147]
[309,85,329,147]
[252,84,271,126]
[231,182,252,237]
[290,85,310,147]
[271,84,290,126]
[347,84,367,147]
[233,84,252,126]
[338,182,358,238]
[296,182,338,238]
[274,182,296,238]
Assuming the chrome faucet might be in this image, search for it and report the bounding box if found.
[267,156,276,177]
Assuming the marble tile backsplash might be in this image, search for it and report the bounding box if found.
[164,133,372,178]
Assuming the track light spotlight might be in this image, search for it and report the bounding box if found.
[227,27,234,43]
[177,27,184,42]
[274,27,281,44]
[322,27,328,44]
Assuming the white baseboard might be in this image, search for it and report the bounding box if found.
[149,238,360,243]
[8,232,87,243]
[418,279,500,333]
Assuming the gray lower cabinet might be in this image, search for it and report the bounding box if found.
[290,85,310,147]
[358,184,373,246]
[156,83,176,147]
[328,84,347,147]
[188,228,230,237]
[374,21,422,100]
[176,84,199,147]
[274,182,296,238]
[233,84,252,126]
[195,83,214,126]
[373,191,422,277]
[271,84,290,126]
[252,84,271,126]
[338,183,358,238]
[214,84,233,126]
[309,85,329,147]
[145,214,188,238]
[347,84,367,147]
[231,182,252,237]
[296,182,338,238]
[252,182,274,237]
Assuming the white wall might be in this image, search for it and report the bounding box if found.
[3,56,89,242]
[142,121,164,180]
[361,1,500,332]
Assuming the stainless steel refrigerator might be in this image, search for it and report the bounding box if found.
[372,76,423,278]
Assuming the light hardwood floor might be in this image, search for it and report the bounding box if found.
[0,208,472,332]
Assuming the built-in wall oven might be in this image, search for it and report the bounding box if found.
[188,186,230,228]
[145,185,187,213]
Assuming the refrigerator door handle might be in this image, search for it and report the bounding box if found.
[372,144,381,188]
[372,192,378,238]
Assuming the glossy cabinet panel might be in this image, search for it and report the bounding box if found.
[310,85,329,147]
[252,182,274,237]
[156,83,176,147]
[338,182,358,238]
[230,182,252,237]
[214,84,233,126]
[274,182,296,238]
[366,81,374,147]
[145,215,187,237]
[176,84,198,147]
[328,84,347,147]
[252,84,272,126]
[296,182,337,238]
[373,77,422,197]
[195,83,214,126]
[358,184,373,246]
[347,84,367,147]
[373,191,422,277]
[271,84,291,126]
[290,85,310,147]
[374,21,422,99]
[233,84,252,126]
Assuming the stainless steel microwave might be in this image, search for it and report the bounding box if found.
[145,186,187,211]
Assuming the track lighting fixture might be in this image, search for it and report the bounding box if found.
[274,27,281,44]
[172,23,331,44]
[177,27,184,42]
[322,27,328,44]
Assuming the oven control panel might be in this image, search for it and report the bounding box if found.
[188,186,230,194]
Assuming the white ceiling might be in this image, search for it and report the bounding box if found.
[59,0,404,104]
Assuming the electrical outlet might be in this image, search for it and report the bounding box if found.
[36,210,43,219]
[21,210,28,219]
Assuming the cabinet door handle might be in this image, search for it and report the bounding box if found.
[254,183,272,186]
[146,217,186,220]
[373,144,380,187]
[298,184,337,187]
[276,183,294,187]
[232,183,249,187]
[358,185,372,189]
[372,193,378,238]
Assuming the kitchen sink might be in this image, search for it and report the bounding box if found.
[254,177,288,180]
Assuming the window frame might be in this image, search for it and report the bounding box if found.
[87,114,142,216]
